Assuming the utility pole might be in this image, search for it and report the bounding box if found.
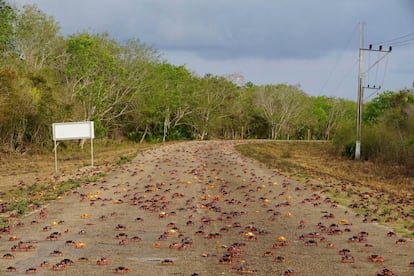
[355,22,392,160]
[355,22,364,161]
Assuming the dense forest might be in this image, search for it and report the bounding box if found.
[1,2,413,170]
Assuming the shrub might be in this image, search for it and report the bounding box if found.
[332,121,355,159]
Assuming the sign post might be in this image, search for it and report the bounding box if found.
[52,121,94,172]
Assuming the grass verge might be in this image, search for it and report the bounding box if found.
[0,140,156,225]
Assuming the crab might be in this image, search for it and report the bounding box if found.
[78,257,89,262]
[233,265,257,274]
[375,268,395,276]
[40,261,50,267]
[130,236,142,242]
[151,242,163,248]
[272,240,291,249]
[25,267,38,273]
[65,240,76,246]
[119,239,128,246]
[262,251,275,257]
[115,224,127,231]
[169,242,180,249]
[161,259,174,265]
[112,266,130,274]
[395,238,407,245]
[2,253,15,259]
[274,256,287,263]
[96,257,111,265]
[338,248,351,255]
[368,254,385,263]
[284,268,297,276]
[60,258,74,266]
[219,255,233,264]
[304,240,318,246]
[6,266,17,272]
[386,231,396,237]
[49,250,63,257]
[116,233,128,239]
[341,254,356,263]
[51,262,67,271]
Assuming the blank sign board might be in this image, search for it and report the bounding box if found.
[52,121,95,172]
[53,121,94,141]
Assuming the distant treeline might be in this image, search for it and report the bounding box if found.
[1,2,413,171]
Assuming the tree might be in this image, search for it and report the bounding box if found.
[64,33,124,132]
[0,3,68,150]
[190,74,237,140]
[0,67,36,151]
[106,39,158,136]
[14,4,62,71]
[307,96,355,140]
[146,63,195,142]
[364,91,396,124]
[0,0,17,57]
[254,84,307,139]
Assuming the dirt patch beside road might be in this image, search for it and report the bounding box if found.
[0,141,412,275]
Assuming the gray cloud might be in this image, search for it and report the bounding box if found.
[11,0,414,98]
[14,0,411,59]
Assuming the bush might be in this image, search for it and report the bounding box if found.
[332,121,355,158]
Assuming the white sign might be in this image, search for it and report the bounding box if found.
[53,121,94,141]
[52,121,95,172]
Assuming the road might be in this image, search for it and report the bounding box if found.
[0,141,412,275]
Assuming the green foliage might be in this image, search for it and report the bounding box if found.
[361,91,414,168]
[333,90,414,172]
[15,4,61,70]
[332,121,356,158]
[253,84,309,139]
[16,199,29,215]
[0,1,16,54]
[1,2,412,178]
[363,90,413,123]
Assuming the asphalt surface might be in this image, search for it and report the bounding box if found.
[0,141,412,275]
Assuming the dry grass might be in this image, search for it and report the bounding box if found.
[0,140,151,191]
[236,141,414,195]
[0,140,155,222]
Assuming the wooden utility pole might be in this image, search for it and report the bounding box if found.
[355,23,392,160]
[355,22,364,160]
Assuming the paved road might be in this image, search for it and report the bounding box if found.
[1,141,412,275]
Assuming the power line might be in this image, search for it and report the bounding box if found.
[389,38,414,47]
[380,54,389,91]
[333,58,358,93]
[363,54,390,102]
[394,42,414,48]
[319,23,359,95]
[374,32,414,45]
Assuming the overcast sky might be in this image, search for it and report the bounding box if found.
[11,0,414,100]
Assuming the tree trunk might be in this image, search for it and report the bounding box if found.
[140,125,148,144]
[163,113,171,142]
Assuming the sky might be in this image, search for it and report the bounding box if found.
[11,0,414,100]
